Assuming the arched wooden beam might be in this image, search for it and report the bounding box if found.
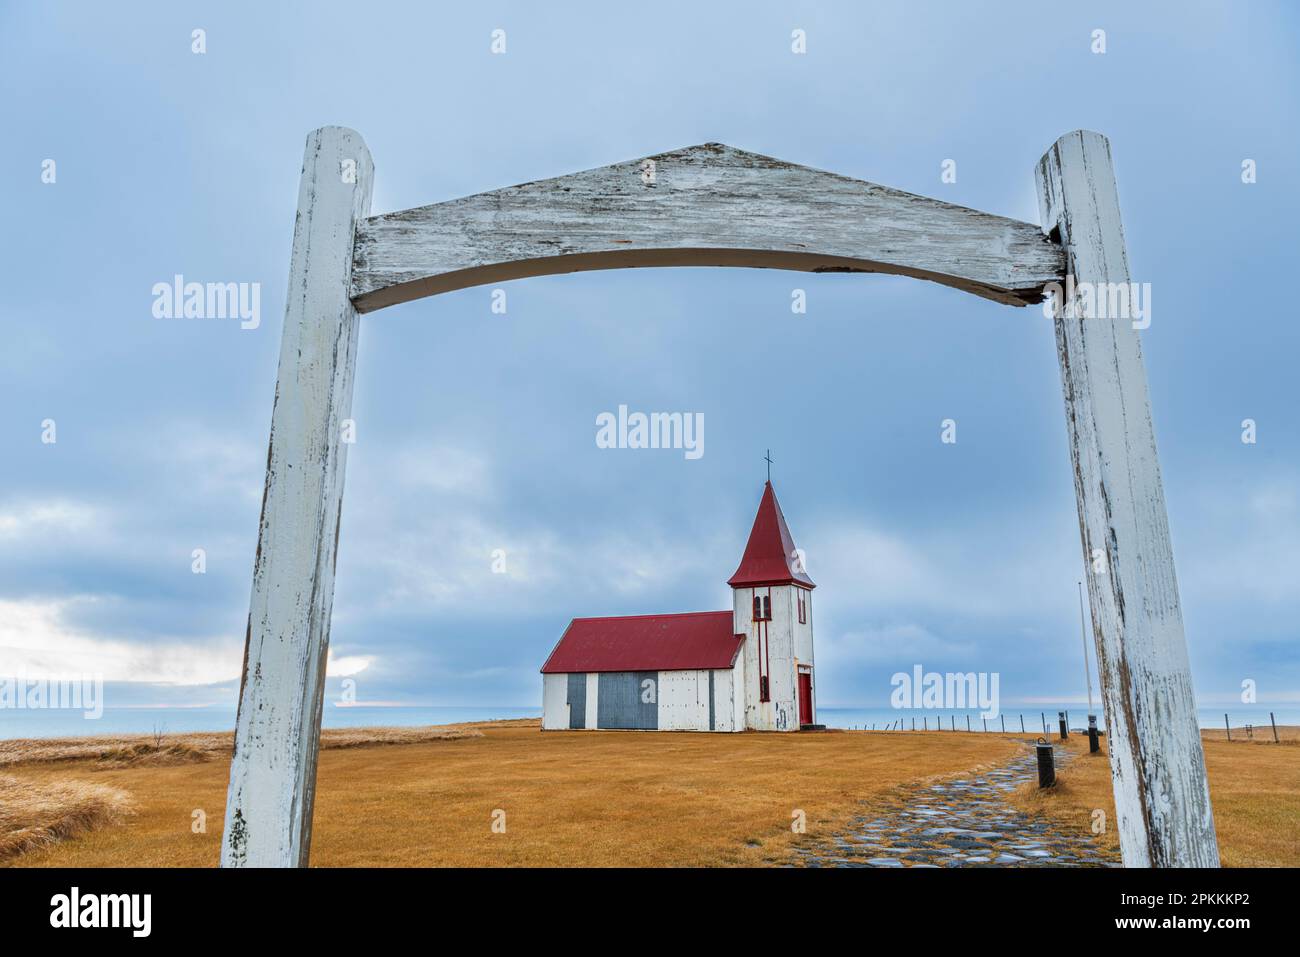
[350,143,1064,312]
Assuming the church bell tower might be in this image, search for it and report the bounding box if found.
[729,481,817,731]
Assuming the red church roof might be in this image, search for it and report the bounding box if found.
[727,481,815,589]
[540,611,742,674]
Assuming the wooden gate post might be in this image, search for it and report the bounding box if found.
[221,127,374,867]
[1035,131,1218,867]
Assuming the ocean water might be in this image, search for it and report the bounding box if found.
[2,702,1293,740]
[0,705,541,740]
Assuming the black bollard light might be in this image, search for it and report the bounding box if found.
[1087,714,1100,753]
[1058,711,1068,740]
[1036,737,1056,788]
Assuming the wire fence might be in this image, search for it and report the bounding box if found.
[853,712,1079,736]
[852,710,1288,743]
[1215,712,1284,743]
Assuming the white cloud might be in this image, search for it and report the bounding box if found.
[805,518,1076,623]
[342,510,719,619]
[819,622,975,666]
[390,443,492,498]
[0,596,242,685]
[325,653,372,677]
[0,499,104,542]
[153,425,265,505]
[1179,474,1300,606]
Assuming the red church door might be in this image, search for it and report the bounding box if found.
[797,672,813,726]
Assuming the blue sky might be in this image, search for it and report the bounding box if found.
[1,1,1296,719]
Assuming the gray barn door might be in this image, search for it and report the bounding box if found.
[597,672,658,729]
[566,673,586,729]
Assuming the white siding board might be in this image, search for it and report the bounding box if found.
[541,673,568,730]
[584,672,599,731]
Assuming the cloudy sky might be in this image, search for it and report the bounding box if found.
[2,1,1296,720]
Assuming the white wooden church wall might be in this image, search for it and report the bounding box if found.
[792,588,815,723]
[736,585,799,732]
[730,648,746,732]
[583,673,599,730]
[657,670,703,730]
[543,669,741,732]
[541,673,568,730]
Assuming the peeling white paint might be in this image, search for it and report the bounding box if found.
[351,143,1063,312]
[221,127,373,868]
[1035,130,1218,868]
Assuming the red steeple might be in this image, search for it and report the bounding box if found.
[728,482,815,589]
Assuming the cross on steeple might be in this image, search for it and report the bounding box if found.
[764,449,774,483]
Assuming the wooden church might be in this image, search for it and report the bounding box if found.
[541,481,818,732]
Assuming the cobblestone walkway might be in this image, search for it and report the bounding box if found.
[795,746,1120,868]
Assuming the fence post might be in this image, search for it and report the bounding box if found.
[1037,738,1056,788]
[1271,712,1279,743]
[1224,713,1231,742]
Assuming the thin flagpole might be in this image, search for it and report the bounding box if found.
[1078,580,1094,715]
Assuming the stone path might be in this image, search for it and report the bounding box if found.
[795,746,1120,868]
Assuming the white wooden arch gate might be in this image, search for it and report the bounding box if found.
[221,127,1218,868]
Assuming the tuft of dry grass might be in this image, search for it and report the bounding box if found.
[0,774,133,861]
[1008,744,1120,855]
[317,724,486,750]
[1007,728,1300,867]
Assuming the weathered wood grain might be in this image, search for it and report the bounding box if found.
[1036,130,1218,867]
[350,143,1064,311]
[221,127,374,867]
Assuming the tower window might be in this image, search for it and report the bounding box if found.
[752,595,771,621]
[797,590,807,624]
[759,675,770,702]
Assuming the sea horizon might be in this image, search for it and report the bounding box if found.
[2,703,1294,740]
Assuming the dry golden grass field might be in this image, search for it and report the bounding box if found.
[1013,726,1300,868]
[2,720,1295,867]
